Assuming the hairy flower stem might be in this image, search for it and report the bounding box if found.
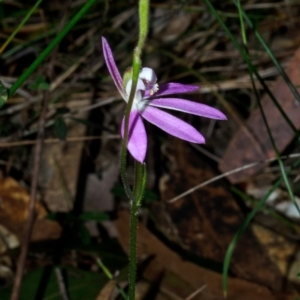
[121,0,149,198]
[120,53,141,200]
[119,1,149,298]
[128,162,146,299]
[128,198,138,299]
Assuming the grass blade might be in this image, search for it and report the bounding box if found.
[0,0,44,54]
[223,157,300,296]
[8,0,98,98]
[232,0,300,104]
[203,0,300,139]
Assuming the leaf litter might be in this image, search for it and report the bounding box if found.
[1,0,300,299]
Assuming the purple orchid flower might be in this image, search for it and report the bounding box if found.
[102,37,226,163]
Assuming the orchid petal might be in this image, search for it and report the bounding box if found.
[144,83,199,98]
[145,98,227,120]
[102,37,126,98]
[141,106,205,143]
[121,110,147,163]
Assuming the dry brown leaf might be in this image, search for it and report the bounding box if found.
[0,173,61,243]
[3,23,48,34]
[0,173,46,222]
[30,219,62,242]
[157,138,287,292]
[219,46,300,183]
[252,224,298,279]
[41,111,88,212]
[95,280,117,300]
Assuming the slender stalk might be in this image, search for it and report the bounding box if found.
[128,198,139,299]
[128,162,146,300]
[120,0,149,200]
[10,91,50,300]
[8,0,98,98]
[237,0,246,45]
[120,55,141,200]
[117,1,149,298]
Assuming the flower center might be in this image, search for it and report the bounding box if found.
[125,67,159,110]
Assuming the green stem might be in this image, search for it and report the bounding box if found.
[118,1,149,298]
[120,53,141,200]
[128,197,139,300]
[0,0,43,54]
[120,0,149,200]
[134,162,147,207]
[137,0,149,53]
[237,0,246,45]
[128,161,146,300]
[8,0,98,97]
